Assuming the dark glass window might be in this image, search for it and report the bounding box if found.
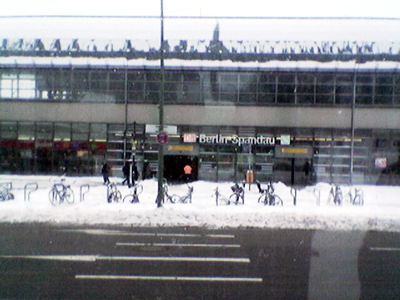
[375,75,393,105]
[182,72,200,102]
[335,74,353,105]
[297,74,315,104]
[128,71,145,101]
[356,75,373,105]
[316,74,334,104]
[278,74,295,103]
[239,74,257,103]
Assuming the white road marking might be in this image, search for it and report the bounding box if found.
[116,242,241,248]
[370,247,400,251]
[0,255,97,262]
[75,274,263,282]
[0,255,250,263]
[97,256,250,263]
[58,229,235,239]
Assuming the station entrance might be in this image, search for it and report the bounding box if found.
[164,155,198,183]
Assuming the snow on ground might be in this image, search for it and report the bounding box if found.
[1,174,400,232]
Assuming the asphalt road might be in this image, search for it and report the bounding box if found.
[0,224,399,299]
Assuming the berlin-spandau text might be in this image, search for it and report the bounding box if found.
[199,134,275,146]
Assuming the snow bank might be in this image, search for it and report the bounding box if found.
[1,175,399,232]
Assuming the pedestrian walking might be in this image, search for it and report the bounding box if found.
[142,160,151,180]
[131,161,139,187]
[122,162,130,186]
[101,162,111,185]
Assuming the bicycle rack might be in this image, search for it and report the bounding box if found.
[313,187,321,206]
[80,184,90,202]
[24,182,38,202]
[0,182,13,201]
[0,182,12,190]
[290,187,297,206]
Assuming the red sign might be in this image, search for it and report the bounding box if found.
[183,133,197,143]
[157,131,169,145]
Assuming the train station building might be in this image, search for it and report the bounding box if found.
[1,18,399,185]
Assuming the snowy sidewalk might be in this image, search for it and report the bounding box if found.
[1,175,400,232]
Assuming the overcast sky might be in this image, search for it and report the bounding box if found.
[1,1,399,41]
[1,0,400,18]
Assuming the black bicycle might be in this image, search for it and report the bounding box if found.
[347,187,364,206]
[49,180,74,205]
[174,185,194,204]
[328,185,343,205]
[257,182,283,206]
[213,184,244,206]
[123,184,143,203]
[0,182,14,201]
[107,183,122,203]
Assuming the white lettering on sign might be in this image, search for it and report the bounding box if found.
[183,133,197,143]
[199,134,275,146]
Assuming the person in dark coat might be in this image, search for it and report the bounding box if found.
[142,160,151,180]
[131,161,139,187]
[122,162,130,186]
[101,162,111,185]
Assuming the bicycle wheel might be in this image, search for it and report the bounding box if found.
[218,197,230,206]
[65,188,74,204]
[114,191,122,203]
[272,195,283,206]
[334,194,342,205]
[258,194,266,204]
[123,194,133,203]
[124,194,139,203]
[229,193,243,205]
[353,195,364,206]
[49,189,61,206]
[168,195,180,204]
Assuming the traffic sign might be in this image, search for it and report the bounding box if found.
[156,131,169,145]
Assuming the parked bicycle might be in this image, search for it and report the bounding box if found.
[123,184,143,203]
[212,187,230,206]
[212,184,244,206]
[347,187,364,206]
[162,183,193,204]
[175,184,194,204]
[0,182,14,201]
[230,183,244,205]
[257,182,283,206]
[107,183,122,203]
[49,179,74,206]
[328,185,343,205]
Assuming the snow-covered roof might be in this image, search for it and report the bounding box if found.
[1,55,400,72]
[1,38,400,56]
[1,17,400,68]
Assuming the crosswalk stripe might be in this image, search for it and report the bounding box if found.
[116,242,241,248]
[59,229,235,239]
[0,255,250,263]
[76,274,263,282]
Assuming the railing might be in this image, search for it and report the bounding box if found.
[24,182,38,202]
[80,184,90,202]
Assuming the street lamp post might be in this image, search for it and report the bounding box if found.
[156,0,165,208]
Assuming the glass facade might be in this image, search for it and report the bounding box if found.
[1,66,400,184]
[1,119,399,185]
[1,68,400,107]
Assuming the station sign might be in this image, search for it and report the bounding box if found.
[275,145,313,159]
[199,134,275,146]
[146,124,177,135]
[165,144,199,155]
[183,133,197,143]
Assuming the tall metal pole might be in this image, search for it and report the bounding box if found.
[156,0,165,207]
[350,69,357,185]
